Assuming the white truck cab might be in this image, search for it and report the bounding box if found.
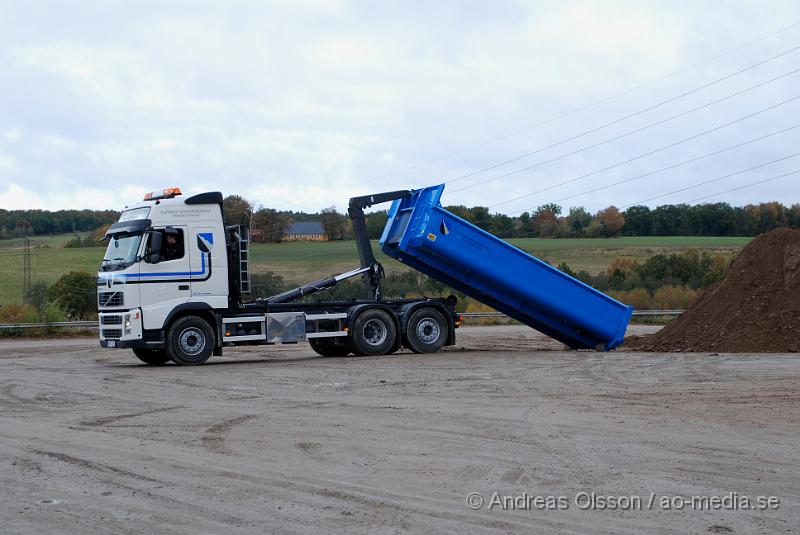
[98,188,458,365]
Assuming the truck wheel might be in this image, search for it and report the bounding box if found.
[132,348,170,365]
[405,308,447,353]
[166,316,214,366]
[349,309,397,356]
[309,338,351,357]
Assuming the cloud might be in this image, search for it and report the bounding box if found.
[0,0,798,214]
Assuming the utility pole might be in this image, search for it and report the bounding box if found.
[22,235,31,303]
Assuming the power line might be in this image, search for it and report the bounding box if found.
[499,169,800,241]
[656,169,800,206]
[22,236,31,302]
[544,123,800,206]
[575,169,800,231]
[373,20,800,182]
[618,155,799,210]
[601,169,800,229]
[498,160,800,240]
[490,98,800,213]
[450,70,800,199]
[445,45,800,186]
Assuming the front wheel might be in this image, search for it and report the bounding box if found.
[132,348,170,365]
[349,309,397,356]
[166,316,215,366]
[405,308,448,353]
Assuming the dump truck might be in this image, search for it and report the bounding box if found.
[97,185,632,365]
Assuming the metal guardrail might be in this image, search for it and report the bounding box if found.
[0,320,99,330]
[0,310,685,330]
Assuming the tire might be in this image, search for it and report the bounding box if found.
[349,309,397,356]
[166,316,215,366]
[309,338,352,357]
[405,308,448,354]
[132,348,170,365]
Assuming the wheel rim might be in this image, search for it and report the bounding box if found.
[362,319,388,346]
[416,318,440,344]
[179,327,206,356]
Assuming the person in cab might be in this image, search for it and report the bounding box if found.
[161,228,183,261]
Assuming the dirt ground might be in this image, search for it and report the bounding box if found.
[1,325,798,534]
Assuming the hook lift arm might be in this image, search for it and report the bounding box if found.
[348,190,411,300]
[265,189,410,303]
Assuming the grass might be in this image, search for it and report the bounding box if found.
[0,232,90,249]
[0,239,104,305]
[248,240,403,282]
[508,236,751,250]
[509,236,750,274]
[0,234,752,305]
[251,236,751,281]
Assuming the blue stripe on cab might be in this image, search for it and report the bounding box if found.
[122,253,207,278]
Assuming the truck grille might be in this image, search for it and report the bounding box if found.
[98,291,124,307]
[101,315,122,325]
[102,328,122,339]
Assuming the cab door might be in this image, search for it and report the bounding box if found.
[139,226,192,330]
[189,227,228,309]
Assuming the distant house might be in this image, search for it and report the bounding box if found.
[285,221,327,241]
[249,228,265,242]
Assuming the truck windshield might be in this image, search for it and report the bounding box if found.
[101,233,142,271]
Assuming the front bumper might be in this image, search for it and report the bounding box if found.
[100,338,152,349]
[98,309,143,348]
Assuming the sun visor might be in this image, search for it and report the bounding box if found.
[105,218,152,236]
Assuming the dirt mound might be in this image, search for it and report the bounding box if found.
[637,227,800,353]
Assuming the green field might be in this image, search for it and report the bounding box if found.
[0,234,751,305]
[509,236,750,274]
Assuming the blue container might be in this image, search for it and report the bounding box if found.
[380,185,633,350]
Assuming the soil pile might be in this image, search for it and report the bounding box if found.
[638,227,800,352]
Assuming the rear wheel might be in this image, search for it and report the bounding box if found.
[349,309,397,356]
[405,308,448,353]
[132,348,170,365]
[166,316,214,366]
[309,338,351,357]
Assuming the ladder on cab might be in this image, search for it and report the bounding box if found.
[239,229,250,294]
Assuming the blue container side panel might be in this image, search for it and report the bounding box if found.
[380,184,633,351]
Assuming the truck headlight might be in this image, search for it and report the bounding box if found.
[124,314,132,332]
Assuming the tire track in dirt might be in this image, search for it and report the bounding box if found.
[21,447,250,530]
[0,381,92,410]
[79,406,183,427]
[0,382,26,405]
[29,449,162,483]
[201,414,258,454]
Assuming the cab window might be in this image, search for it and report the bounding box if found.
[147,228,185,262]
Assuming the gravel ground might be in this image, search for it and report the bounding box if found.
[0,325,798,534]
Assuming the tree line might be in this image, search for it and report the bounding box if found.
[225,194,800,242]
[0,209,119,238]
[3,197,798,241]
[222,195,379,242]
[443,201,800,239]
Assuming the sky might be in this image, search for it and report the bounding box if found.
[0,0,799,215]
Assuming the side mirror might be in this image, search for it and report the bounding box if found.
[146,232,163,264]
